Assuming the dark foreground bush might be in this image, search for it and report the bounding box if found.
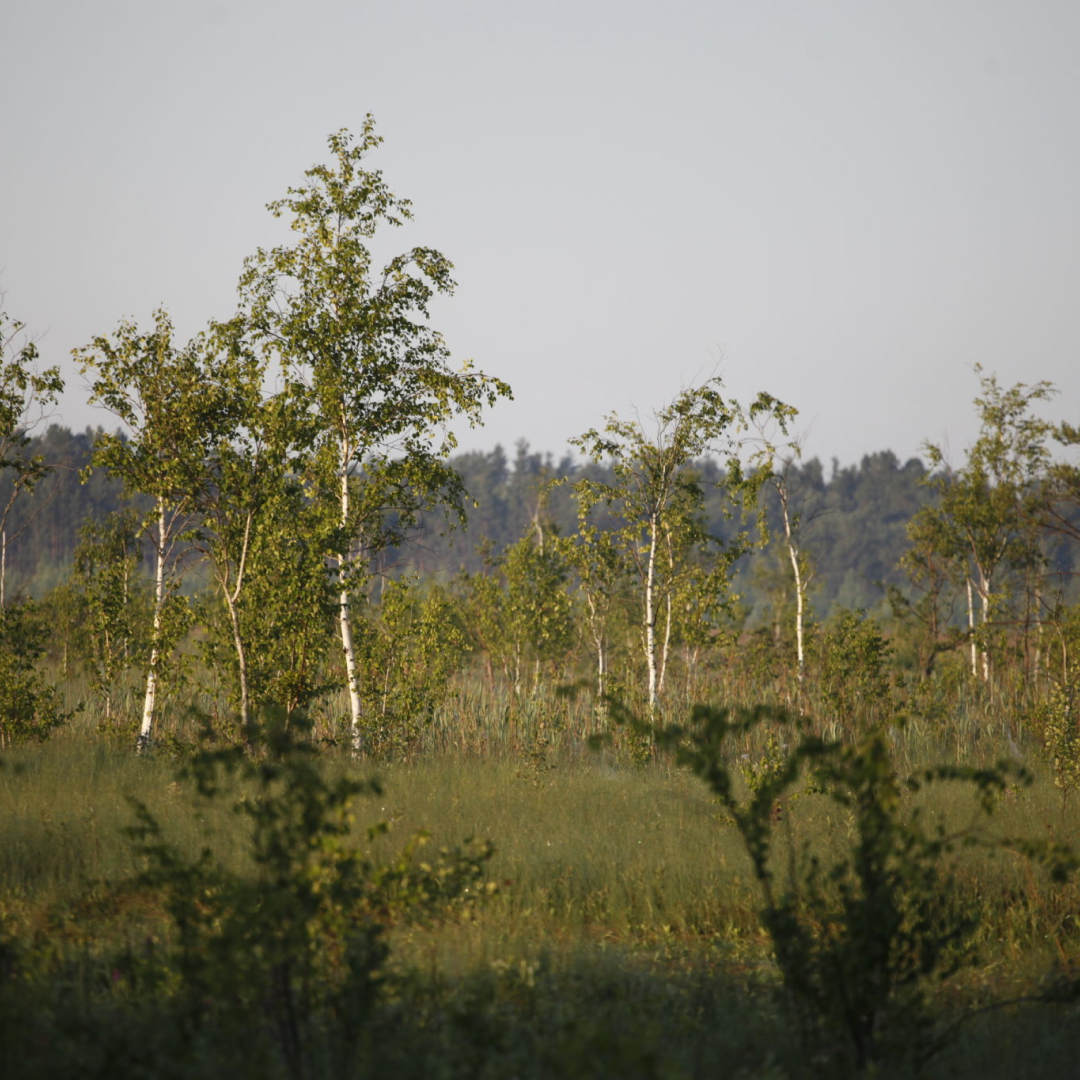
[654,703,1080,1076]
[1,728,495,1080]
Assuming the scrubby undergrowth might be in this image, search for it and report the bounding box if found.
[2,725,1080,1079]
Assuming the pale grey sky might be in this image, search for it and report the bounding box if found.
[2,0,1078,469]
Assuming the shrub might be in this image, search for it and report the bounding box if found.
[0,601,68,746]
[819,609,892,732]
[653,703,1076,1076]
[126,727,496,1078]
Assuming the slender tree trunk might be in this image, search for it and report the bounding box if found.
[773,477,807,688]
[225,591,251,739]
[221,509,255,743]
[138,642,159,752]
[788,540,806,686]
[338,450,364,753]
[774,479,805,687]
[596,635,606,700]
[978,569,991,683]
[644,517,659,712]
[585,591,606,699]
[686,645,701,703]
[658,590,673,696]
[1033,581,1043,683]
[137,499,167,753]
[656,526,676,697]
[966,577,978,678]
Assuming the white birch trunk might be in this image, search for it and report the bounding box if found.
[966,577,978,678]
[788,539,806,686]
[338,455,364,753]
[137,499,167,753]
[585,590,606,700]
[225,592,251,737]
[979,570,991,683]
[644,516,659,712]
[657,528,675,698]
[658,590,672,697]
[223,510,255,741]
[777,485,806,687]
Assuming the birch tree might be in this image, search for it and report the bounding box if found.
[78,311,204,749]
[570,380,791,713]
[555,498,626,700]
[749,411,818,690]
[184,330,286,739]
[238,119,510,751]
[81,312,298,745]
[913,367,1054,684]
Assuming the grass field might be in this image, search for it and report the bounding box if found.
[3,708,1080,1079]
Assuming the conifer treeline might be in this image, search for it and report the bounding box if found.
[9,424,1069,621]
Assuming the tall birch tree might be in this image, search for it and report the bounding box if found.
[78,311,204,750]
[912,367,1055,684]
[182,323,294,739]
[749,410,817,690]
[238,119,510,751]
[570,380,790,713]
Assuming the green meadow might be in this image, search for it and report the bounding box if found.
[3,699,1080,1080]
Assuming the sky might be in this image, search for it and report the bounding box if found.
[2,0,1078,471]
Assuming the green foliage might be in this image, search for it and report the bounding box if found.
[126,729,496,1078]
[570,379,793,709]
[1035,681,1080,817]
[236,118,511,748]
[357,579,467,755]
[0,308,64,554]
[501,533,575,687]
[740,724,788,802]
[819,609,893,731]
[241,119,512,491]
[70,507,151,729]
[910,368,1057,683]
[232,480,338,724]
[455,533,575,695]
[4,735,1080,1077]
[0,601,68,745]
[655,703,1076,1075]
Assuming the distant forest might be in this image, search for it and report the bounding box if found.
[7,424,1073,624]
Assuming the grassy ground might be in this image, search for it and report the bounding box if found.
[2,724,1080,1078]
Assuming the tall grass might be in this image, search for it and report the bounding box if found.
[6,647,1080,1077]
[5,734,1077,951]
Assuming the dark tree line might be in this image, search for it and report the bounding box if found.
[7,427,1076,622]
